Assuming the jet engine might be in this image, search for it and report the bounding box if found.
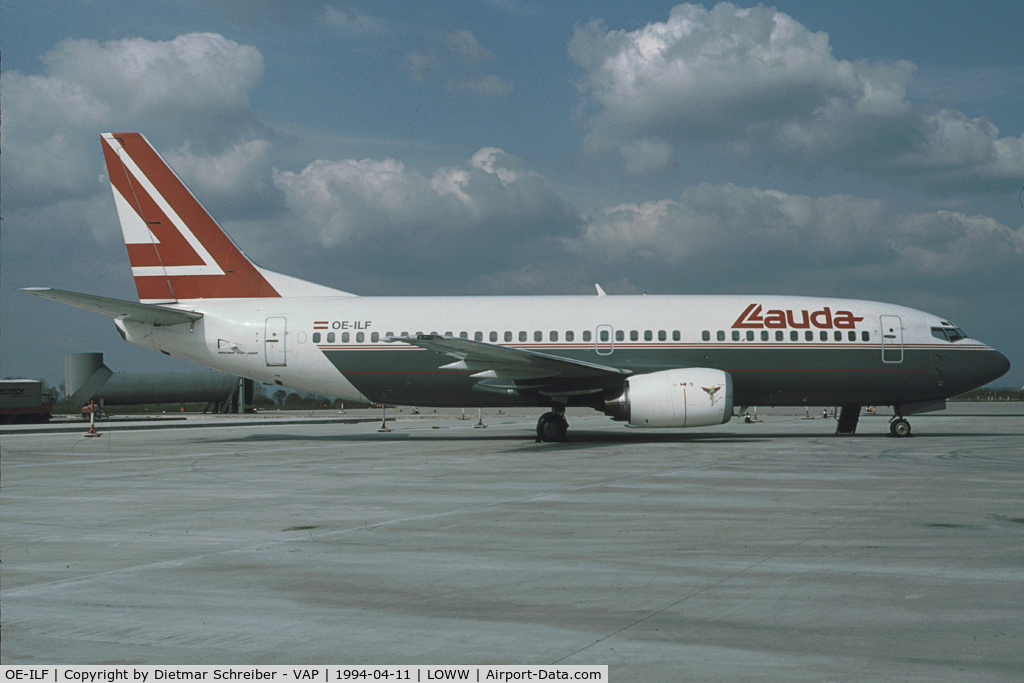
[603,368,733,428]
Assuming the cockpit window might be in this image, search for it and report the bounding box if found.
[931,326,969,342]
[947,328,968,342]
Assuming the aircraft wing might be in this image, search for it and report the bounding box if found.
[386,334,629,397]
[20,288,203,326]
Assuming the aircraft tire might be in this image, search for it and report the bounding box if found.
[537,412,568,442]
[890,418,912,437]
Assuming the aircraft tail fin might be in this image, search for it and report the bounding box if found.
[100,133,354,303]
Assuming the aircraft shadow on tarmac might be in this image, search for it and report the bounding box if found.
[197,426,1021,447]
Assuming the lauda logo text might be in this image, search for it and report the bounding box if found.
[732,304,864,330]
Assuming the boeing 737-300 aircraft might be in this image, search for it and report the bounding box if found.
[22,133,1010,440]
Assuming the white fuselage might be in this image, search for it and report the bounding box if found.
[115,293,1006,409]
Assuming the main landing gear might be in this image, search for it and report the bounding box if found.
[536,409,568,442]
[889,416,912,438]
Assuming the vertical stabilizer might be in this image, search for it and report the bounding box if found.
[101,133,354,303]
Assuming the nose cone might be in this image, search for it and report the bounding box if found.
[978,349,1011,386]
[993,350,1011,381]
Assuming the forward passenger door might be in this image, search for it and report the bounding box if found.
[880,315,903,363]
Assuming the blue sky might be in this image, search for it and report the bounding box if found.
[2,0,1022,389]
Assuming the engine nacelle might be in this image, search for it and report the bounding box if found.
[604,368,733,428]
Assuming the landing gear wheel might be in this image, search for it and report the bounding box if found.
[536,411,569,442]
[890,418,912,438]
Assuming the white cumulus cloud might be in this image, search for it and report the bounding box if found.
[1,33,266,207]
[573,183,1024,292]
[164,139,281,219]
[266,148,578,288]
[569,2,1024,190]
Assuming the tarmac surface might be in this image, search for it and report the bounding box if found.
[2,404,1022,681]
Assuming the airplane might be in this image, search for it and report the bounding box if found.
[22,133,1011,441]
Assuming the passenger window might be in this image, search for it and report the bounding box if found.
[356,332,364,343]
[630,330,639,341]
[313,333,321,343]
[534,331,543,342]
[861,331,870,342]
[834,331,842,341]
[717,330,725,341]
[746,330,754,341]
[518,331,526,342]
[583,330,592,342]
[342,332,350,343]
[658,330,667,341]
[848,331,856,342]
[550,331,558,342]
[504,331,513,342]
[566,331,574,342]
[790,331,798,341]
[672,330,681,341]
[327,332,335,343]
[820,331,828,341]
[775,331,784,342]
[732,331,740,341]
[761,331,769,342]
[371,332,380,342]
[805,331,813,342]
[600,330,609,342]
[702,330,710,341]
[616,330,624,342]
[474,331,483,341]
[460,331,468,339]
[489,331,498,342]
[645,330,652,341]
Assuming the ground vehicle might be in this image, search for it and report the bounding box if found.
[0,379,54,424]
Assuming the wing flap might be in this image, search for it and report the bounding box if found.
[21,288,203,326]
[386,334,630,381]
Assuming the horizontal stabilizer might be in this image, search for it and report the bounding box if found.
[20,288,203,326]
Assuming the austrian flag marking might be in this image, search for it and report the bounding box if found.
[733,303,864,330]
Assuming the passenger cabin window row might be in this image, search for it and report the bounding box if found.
[703,330,871,342]
[313,329,684,344]
[312,332,376,344]
[312,328,882,345]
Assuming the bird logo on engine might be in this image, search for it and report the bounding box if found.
[702,385,722,405]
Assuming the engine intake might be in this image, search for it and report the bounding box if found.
[604,368,733,428]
